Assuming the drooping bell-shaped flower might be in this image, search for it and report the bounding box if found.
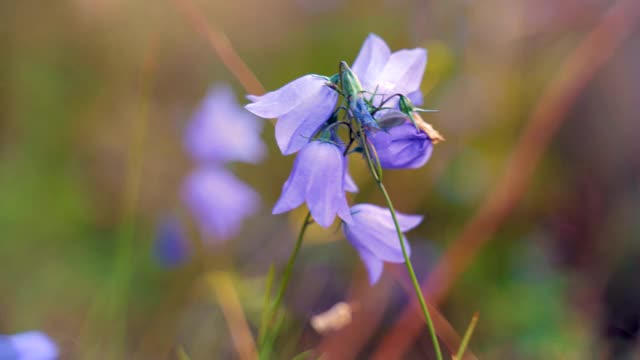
[182,167,260,241]
[185,85,265,165]
[0,331,58,360]
[367,114,433,169]
[351,34,427,109]
[342,203,422,284]
[273,140,352,227]
[153,216,191,268]
[245,75,339,155]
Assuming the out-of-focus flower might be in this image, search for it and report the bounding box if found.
[185,85,265,164]
[273,140,352,227]
[351,34,427,110]
[246,75,339,155]
[179,83,264,245]
[343,204,422,284]
[182,167,259,241]
[0,331,58,360]
[153,216,191,268]
[368,119,433,169]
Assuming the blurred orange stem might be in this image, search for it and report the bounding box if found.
[373,0,640,357]
[171,0,265,96]
[209,272,259,360]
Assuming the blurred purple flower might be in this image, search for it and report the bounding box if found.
[0,331,58,360]
[368,121,433,169]
[352,34,427,109]
[182,167,259,241]
[342,204,422,284]
[245,75,339,155]
[153,217,191,268]
[273,140,352,227]
[185,85,265,164]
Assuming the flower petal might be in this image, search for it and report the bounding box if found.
[352,33,391,91]
[369,123,433,169]
[153,217,191,268]
[182,167,260,241]
[357,245,384,285]
[0,331,58,360]
[344,169,358,193]
[274,84,338,154]
[245,75,331,118]
[273,162,306,214]
[345,204,418,262]
[376,48,427,97]
[407,89,423,106]
[185,85,265,164]
[304,142,351,227]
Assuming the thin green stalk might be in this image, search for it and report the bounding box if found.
[361,133,443,360]
[259,212,312,354]
[376,181,443,360]
[455,312,479,360]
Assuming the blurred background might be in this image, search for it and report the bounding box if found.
[2,0,640,358]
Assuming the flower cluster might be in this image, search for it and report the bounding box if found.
[183,85,264,242]
[247,34,442,284]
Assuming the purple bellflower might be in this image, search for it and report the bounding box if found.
[153,216,191,268]
[368,119,433,169]
[246,75,339,155]
[273,140,352,227]
[180,83,264,243]
[182,167,260,241]
[351,34,427,110]
[343,203,423,284]
[185,85,265,164]
[0,331,58,360]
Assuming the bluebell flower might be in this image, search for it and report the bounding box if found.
[182,167,259,241]
[185,85,265,164]
[351,34,427,110]
[368,117,433,169]
[342,204,422,284]
[245,75,339,155]
[153,216,191,268]
[0,331,58,360]
[273,140,352,227]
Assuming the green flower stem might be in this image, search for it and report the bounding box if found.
[361,132,443,360]
[259,211,313,355]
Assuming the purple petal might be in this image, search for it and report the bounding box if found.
[352,203,423,232]
[344,169,358,193]
[407,90,424,106]
[272,141,352,226]
[274,85,338,154]
[344,204,420,262]
[351,34,391,91]
[153,217,191,268]
[369,123,433,169]
[376,48,427,97]
[185,84,265,164]
[182,167,260,241]
[356,245,384,285]
[0,331,58,360]
[245,75,334,118]
[303,143,352,226]
[272,166,306,215]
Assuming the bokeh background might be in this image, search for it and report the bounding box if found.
[2,0,640,358]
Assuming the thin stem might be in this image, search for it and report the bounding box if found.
[259,212,313,351]
[360,129,442,360]
[455,312,479,360]
[376,181,443,360]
